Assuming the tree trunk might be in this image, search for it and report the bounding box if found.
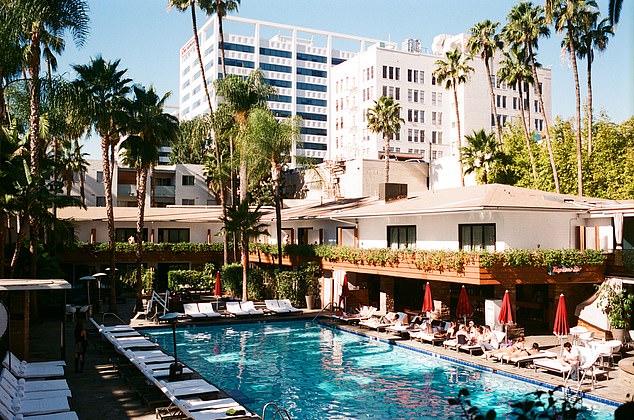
[485,59,502,142]
[272,163,283,267]
[190,6,213,113]
[9,216,28,278]
[586,47,593,155]
[384,133,390,184]
[135,167,148,312]
[568,26,583,196]
[100,136,117,313]
[452,81,464,187]
[518,83,538,184]
[0,68,6,124]
[0,214,6,277]
[527,42,559,193]
[218,15,227,77]
[241,230,249,302]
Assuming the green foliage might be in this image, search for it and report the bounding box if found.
[168,270,211,292]
[447,388,496,420]
[247,268,266,301]
[221,263,243,296]
[69,241,224,254]
[120,266,154,292]
[598,283,634,329]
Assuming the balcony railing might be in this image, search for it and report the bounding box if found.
[117,184,137,196]
[154,185,175,198]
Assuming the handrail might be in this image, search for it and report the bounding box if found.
[101,312,126,325]
[311,301,334,322]
[262,402,292,420]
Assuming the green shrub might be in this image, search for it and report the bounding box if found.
[168,270,211,291]
[221,263,243,297]
[247,268,266,301]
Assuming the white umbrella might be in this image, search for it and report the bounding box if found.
[79,275,95,305]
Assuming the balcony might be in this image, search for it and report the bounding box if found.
[117,184,137,196]
[154,185,175,198]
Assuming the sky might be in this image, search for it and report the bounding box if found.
[56,0,634,159]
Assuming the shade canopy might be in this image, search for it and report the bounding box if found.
[456,285,474,320]
[79,276,95,281]
[498,290,514,325]
[553,293,569,337]
[422,282,433,313]
[214,272,222,297]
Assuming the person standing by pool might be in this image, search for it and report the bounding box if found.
[74,319,88,373]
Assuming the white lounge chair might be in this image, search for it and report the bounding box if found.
[575,346,608,390]
[279,299,302,313]
[240,301,264,316]
[0,401,78,420]
[183,303,208,319]
[225,302,250,317]
[179,397,241,412]
[0,369,69,392]
[504,350,558,367]
[332,306,376,323]
[533,357,572,379]
[0,386,70,416]
[3,352,65,369]
[197,302,222,318]
[2,354,65,379]
[188,405,258,420]
[264,300,290,314]
[159,379,219,397]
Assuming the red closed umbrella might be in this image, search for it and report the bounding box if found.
[339,274,350,311]
[214,272,222,297]
[422,282,433,314]
[456,285,474,325]
[553,293,569,337]
[498,290,514,342]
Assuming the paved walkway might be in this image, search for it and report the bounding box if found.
[28,306,632,419]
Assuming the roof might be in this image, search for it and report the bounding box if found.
[0,279,71,291]
[57,206,228,223]
[281,184,627,221]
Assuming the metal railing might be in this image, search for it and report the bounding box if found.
[311,301,335,322]
[101,312,126,325]
[262,402,292,420]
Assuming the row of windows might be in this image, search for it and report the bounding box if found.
[361,87,372,102]
[270,94,292,103]
[300,127,327,136]
[431,92,442,106]
[297,67,327,78]
[382,85,401,100]
[260,47,292,58]
[222,42,255,53]
[388,224,495,250]
[218,57,255,68]
[363,66,375,81]
[407,69,425,84]
[297,97,327,107]
[297,82,327,92]
[297,52,327,63]
[260,62,292,73]
[297,142,327,150]
[407,89,424,104]
[407,129,425,142]
[407,109,425,123]
[296,111,327,122]
[264,78,292,88]
[431,111,442,125]
[382,65,400,80]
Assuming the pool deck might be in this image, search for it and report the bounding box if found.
[28,306,632,419]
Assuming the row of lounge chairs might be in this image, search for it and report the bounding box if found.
[0,351,77,419]
[91,320,258,419]
[182,300,303,320]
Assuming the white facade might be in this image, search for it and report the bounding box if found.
[330,33,552,167]
[179,16,385,163]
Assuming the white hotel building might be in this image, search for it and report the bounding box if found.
[330,33,552,163]
[178,16,386,163]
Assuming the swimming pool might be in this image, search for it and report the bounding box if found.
[144,320,616,419]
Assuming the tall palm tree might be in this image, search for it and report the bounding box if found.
[208,0,241,77]
[246,108,300,267]
[461,129,506,184]
[498,46,538,184]
[467,20,504,142]
[433,49,474,187]
[577,8,612,154]
[13,0,88,277]
[503,2,560,193]
[366,95,403,184]
[73,56,131,313]
[120,85,178,311]
[546,0,594,196]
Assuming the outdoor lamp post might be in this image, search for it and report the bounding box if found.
[159,312,183,381]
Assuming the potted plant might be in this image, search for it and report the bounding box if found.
[304,262,321,310]
[599,283,634,342]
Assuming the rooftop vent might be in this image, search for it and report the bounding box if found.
[402,38,421,53]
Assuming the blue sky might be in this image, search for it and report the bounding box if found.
[56,0,633,158]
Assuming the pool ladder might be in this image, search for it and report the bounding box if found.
[311,301,336,322]
[262,402,292,419]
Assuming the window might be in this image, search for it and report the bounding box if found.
[115,228,148,242]
[182,199,195,205]
[382,65,387,78]
[157,228,190,243]
[431,76,436,85]
[96,171,103,183]
[96,196,105,207]
[388,225,416,249]
[408,129,413,141]
[419,130,425,142]
[182,175,194,186]
[395,67,400,80]
[459,224,495,251]
[407,89,413,102]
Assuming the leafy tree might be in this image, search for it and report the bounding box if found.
[170,116,210,164]
[461,130,506,184]
[433,49,473,186]
[504,1,560,193]
[220,199,269,301]
[366,95,404,183]
[120,85,178,310]
[72,56,131,313]
[497,45,538,184]
[467,20,504,142]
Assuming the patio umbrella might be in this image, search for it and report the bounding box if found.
[79,276,95,305]
[339,274,350,312]
[498,290,514,342]
[456,285,474,325]
[553,293,569,354]
[214,272,222,297]
[422,282,433,317]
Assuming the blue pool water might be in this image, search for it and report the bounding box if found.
[144,321,616,419]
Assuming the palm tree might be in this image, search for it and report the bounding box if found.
[366,95,404,184]
[503,2,560,193]
[208,1,241,77]
[220,199,269,301]
[461,129,506,184]
[120,85,179,311]
[546,0,593,196]
[498,46,538,184]
[246,108,300,266]
[467,20,504,142]
[608,0,623,25]
[73,56,131,313]
[577,8,612,154]
[433,49,474,187]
